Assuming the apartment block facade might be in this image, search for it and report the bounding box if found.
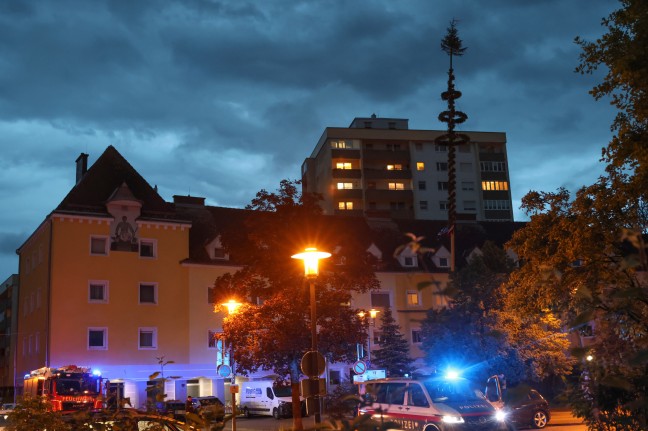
[301,115,513,221]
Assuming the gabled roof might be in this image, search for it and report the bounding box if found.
[54,146,174,219]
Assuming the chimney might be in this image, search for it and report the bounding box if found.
[76,153,88,184]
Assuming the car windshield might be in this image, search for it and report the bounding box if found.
[56,377,100,395]
[423,378,484,403]
[273,387,292,397]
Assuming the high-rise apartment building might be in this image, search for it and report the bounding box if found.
[301,115,513,221]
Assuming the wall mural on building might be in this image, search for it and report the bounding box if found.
[111,215,138,251]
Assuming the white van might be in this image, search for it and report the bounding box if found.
[239,380,306,419]
[359,377,506,431]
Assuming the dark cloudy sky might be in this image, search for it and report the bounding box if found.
[0,0,619,277]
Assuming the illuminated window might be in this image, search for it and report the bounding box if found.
[416,162,425,171]
[338,202,354,210]
[138,327,157,350]
[331,140,349,149]
[387,164,403,170]
[407,291,420,306]
[481,181,509,191]
[388,182,404,190]
[337,182,353,189]
[336,162,352,170]
[436,162,448,171]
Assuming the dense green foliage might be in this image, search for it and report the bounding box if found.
[507,1,648,429]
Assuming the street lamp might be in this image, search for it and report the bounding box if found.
[291,247,331,425]
[357,309,379,366]
[221,299,242,431]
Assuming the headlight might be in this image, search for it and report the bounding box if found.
[495,410,508,421]
[441,415,465,424]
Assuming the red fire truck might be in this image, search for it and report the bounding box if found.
[23,365,103,411]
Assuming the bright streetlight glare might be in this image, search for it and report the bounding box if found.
[291,247,331,277]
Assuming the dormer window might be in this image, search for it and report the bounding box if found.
[212,247,227,260]
[401,256,418,267]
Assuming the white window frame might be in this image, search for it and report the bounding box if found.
[88,327,108,350]
[139,238,157,259]
[139,282,158,305]
[138,327,158,350]
[90,236,109,256]
[407,290,421,307]
[89,280,109,303]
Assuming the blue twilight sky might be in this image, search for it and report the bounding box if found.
[0,0,619,278]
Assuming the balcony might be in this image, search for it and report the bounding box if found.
[331,149,361,159]
[365,189,413,201]
[363,168,412,180]
[362,149,410,163]
[334,209,364,217]
[332,169,362,179]
[480,172,508,181]
[332,189,363,199]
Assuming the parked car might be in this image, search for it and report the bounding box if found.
[485,376,550,429]
[195,396,225,422]
[502,388,550,429]
[164,399,190,421]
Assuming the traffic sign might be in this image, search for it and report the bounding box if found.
[353,361,367,375]
[217,364,232,378]
[301,351,326,377]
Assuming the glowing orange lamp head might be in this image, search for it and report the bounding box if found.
[291,247,331,278]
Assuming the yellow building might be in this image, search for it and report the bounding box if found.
[15,146,520,405]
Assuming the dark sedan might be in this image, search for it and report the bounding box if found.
[502,388,551,429]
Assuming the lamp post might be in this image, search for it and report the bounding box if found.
[291,247,331,425]
[357,309,379,366]
[222,299,242,431]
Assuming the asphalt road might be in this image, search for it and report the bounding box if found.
[229,409,585,431]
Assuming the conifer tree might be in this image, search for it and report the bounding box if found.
[371,307,413,377]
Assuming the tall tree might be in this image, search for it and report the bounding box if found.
[419,241,564,385]
[371,307,413,377]
[211,180,379,428]
[507,2,648,428]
